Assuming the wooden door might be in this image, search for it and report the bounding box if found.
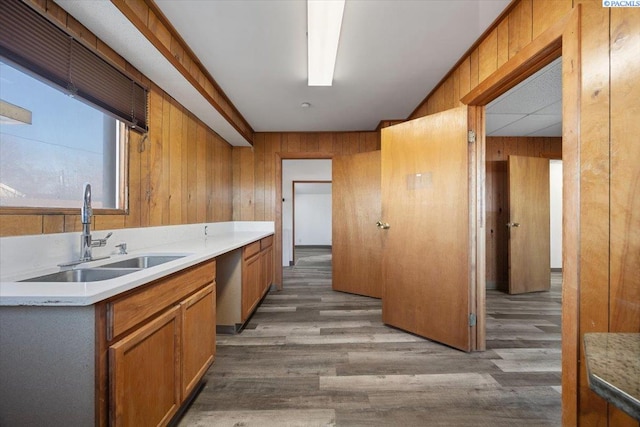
[332,151,382,298]
[109,306,181,426]
[508,155,550,294]
[381,107,472,352]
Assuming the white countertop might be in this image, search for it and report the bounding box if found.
[0,222,273,306]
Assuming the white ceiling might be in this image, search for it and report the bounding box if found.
[154,0,509,132]
[57,0,567,142]
[486,57,562,137]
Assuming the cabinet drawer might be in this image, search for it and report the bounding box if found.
[243,241,261,260]
[108,260,216,340]
[260,235,273,250]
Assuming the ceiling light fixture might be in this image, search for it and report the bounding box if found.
[307,0,345,86]
[301,102,311,108]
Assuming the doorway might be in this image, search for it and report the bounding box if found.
[280,159,332,268]
[292,181,332,265]
[485,57,562,293]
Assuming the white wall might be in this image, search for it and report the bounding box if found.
[295,192,332,246]
[282,159,332,265]
[550,160,563,269]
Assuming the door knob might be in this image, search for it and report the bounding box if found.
[506,222,520,228]
[376,221,391,229]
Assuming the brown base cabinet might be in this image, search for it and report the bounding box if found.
[217,235,274,332]
[100,260,216,426]
[241,236,274,322]
[109,306,182,426]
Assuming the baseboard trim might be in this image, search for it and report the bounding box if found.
[295,245,332,249]
[551,268,563,272]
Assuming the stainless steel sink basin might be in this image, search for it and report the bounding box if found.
[20,268,141,283]
[99,255,186,269]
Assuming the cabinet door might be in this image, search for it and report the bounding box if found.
[181,284,216,398]
[241,253,261,321]
[109,306,181,427]
[262,246,273,291]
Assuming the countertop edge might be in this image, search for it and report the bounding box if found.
[0,230,274,307]
[588,371,640,421]
[583,333,640,422]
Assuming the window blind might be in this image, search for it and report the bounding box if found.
[0,0,148,131]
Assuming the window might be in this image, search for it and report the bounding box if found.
[0,60,124,209]
[0,0,148,211]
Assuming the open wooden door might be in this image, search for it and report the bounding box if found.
[508,155,550,294]
[332,151,382,298]
[380,107,473,352]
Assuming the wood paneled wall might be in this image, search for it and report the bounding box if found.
[233,132,379,222]
[485,137,561,290]
[0,0,233,237]
[410,0,573,119]
[112,0,253,142]
[232,132,379,287]
[412,1,639,425]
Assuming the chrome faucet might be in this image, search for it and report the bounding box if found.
[80,183,94,261]
[79,183,112,261]
[60,183,112,268]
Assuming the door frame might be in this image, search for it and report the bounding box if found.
[460,7,580,423]
[291,180,332,264]
[274,153,333,289]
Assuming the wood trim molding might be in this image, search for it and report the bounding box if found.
[460,12,568,106]
[111,0,255,144]
[375,119,404,131]
[461,5,581,423]
[0,207,126,216]
[559,6,581,426]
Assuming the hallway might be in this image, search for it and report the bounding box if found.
[178,248,561,426]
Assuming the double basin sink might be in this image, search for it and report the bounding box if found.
[20,255,187,283]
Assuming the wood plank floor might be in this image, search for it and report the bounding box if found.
[178,247,561,426]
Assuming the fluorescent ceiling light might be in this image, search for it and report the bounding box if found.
[307,0,345,86]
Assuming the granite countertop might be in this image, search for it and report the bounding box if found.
[583,333,640,421]
[0,222,273,307]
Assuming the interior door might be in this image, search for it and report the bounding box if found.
[381,107,472,352]
[508,155,550,294]
[332,151,382,298]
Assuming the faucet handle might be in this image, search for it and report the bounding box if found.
[115,242,128,255]
[91,232,113,248]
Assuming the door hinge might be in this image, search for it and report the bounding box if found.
[468,130,476,144]
[469,313,477,327]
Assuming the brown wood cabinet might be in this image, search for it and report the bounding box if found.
[241,247,262,321]
[109,306,181,426]
[181,284,216,398]
[216,235,274,332]
[100,260,216,427]
[261,236,274,288]
[241,236,274,322]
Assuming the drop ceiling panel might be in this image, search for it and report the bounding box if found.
[486,113,527,133]
[490,114,561,137]
[527,122,563,137]
[486,57,562,137]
